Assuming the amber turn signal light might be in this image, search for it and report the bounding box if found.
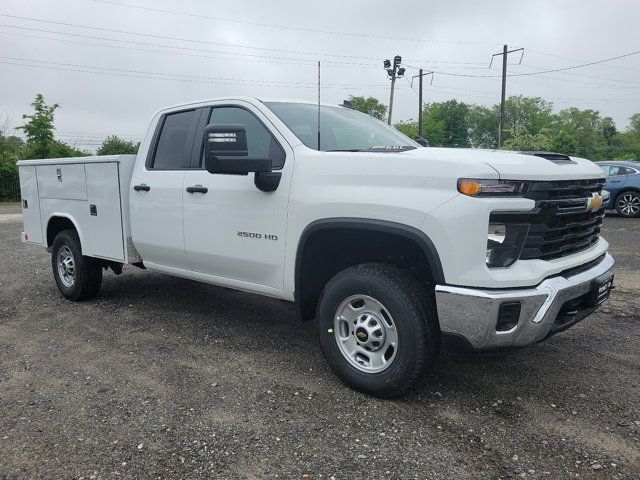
[457,179,482,196]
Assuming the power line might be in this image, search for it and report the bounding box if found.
[0,26,493,72]
[407,49,640,80]
[0,57,418,90]
[91,0,500,46]
[0,24,379,67]
[517,63,640,85]
[528,48,640,73]
[0,17,495,69]
[504,50,640,77]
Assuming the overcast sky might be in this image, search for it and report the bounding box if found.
[1,0,639,151]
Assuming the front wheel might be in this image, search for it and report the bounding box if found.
[51,229,103,301]
[615,191,640,217]
[317,263,440,398]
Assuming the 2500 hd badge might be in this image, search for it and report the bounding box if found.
[237,231,278,241]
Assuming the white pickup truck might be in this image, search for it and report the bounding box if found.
[18,97,614,397]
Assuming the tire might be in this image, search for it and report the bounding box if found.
[51,229,102,301]
[615,191,640,218]
[317,263,440,398]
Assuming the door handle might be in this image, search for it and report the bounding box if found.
[609,180,621,183]
[186,185,208,194]
[133,184,151,191]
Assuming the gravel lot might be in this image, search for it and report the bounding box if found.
[0,204,638,479]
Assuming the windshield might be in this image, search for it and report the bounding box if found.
[264,101,419,152]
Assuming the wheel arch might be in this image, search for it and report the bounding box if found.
[294,218,444,321]
[613,187,640,203]
[46,214,84,250]
[613,187,640,213]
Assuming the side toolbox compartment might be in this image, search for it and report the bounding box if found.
[18,165,44,244]
[83,162,125,261]
[36,164,87,200]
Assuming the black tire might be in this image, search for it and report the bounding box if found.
[615,191,640,218]
[51,229,102,301]
[317,263,440,398]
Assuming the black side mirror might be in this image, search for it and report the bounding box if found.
[416,137,429,147]
[204,124,271,175]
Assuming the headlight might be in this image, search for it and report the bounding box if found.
[458,179,528,197]
[486,223,529,268]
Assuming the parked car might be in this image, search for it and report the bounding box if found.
[17,98,615,397]
[597,160,640,217]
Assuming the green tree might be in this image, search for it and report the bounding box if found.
[97,135,139,155]
[503,96,553,140]
[18,94,59,159]
[424,100,470,147]
[550,127,578,156]
[468,105,498,148]
[348,95,388,120]
[614,113,640,160]
[50,140,88,158]
[552,108,608,159]
[502,125,553,151]
[393,119,419,139]
[16,94,91,160]
[0,135,25,172]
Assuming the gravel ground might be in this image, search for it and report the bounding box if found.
[0,204,638,479]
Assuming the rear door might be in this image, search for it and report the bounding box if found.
[129,108,201,269]
[182,101,293,291]
[603,165,628,197]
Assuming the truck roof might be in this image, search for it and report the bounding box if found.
[155,96,343,114]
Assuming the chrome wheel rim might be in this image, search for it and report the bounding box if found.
[57,246,76,288]
[334,295,398,373]
[618,193,640,216]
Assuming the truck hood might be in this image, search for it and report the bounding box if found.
[408,147,605,181]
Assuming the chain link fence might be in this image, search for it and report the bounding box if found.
[0,170,20,201]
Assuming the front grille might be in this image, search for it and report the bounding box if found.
[525,177,605,200]
[520,178,606,261]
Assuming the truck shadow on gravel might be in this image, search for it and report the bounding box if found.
[94,266,636,405]
[87,269,640,471]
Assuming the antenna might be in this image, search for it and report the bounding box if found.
[317,60,321,151]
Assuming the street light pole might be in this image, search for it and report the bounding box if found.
[383,55,405,125]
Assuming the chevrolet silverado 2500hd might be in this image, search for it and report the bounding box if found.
[18,97,614,398]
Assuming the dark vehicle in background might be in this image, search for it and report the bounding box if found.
[598,161,640,217]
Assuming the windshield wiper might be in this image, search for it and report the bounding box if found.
[327,149,363,152]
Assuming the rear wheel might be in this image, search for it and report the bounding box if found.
[615,191,640,218]
[317,263,440,398]
[51,229,102,300]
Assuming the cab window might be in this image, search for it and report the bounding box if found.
[150,109,198,170]
[207,107,285,169]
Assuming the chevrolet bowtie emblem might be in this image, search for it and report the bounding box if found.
[586,192,603,212]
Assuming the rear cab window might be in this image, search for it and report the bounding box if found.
[149,109,199,170]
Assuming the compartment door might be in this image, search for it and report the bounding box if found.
[36,163,87,200]
[83,162,125,261]
[18,166,44,244]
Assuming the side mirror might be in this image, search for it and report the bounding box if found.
[204,124,271,175]
[416,137,429,147]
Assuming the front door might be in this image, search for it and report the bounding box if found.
[182,101,292,292]
[130,108,201,269]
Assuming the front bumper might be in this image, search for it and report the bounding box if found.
[435,253,614,352]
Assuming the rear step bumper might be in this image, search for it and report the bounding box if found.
[434,253,614,353]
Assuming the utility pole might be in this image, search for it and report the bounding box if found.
[411,69,434,138]
[490,45,524,147]
[383,55,405,125]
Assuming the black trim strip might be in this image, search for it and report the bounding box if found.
[294,218,445,300]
